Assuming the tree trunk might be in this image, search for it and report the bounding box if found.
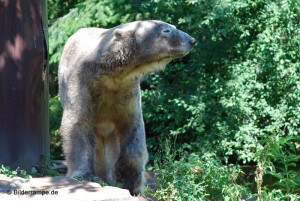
[0,0,49,171]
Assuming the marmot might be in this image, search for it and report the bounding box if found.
[58,20,196,195]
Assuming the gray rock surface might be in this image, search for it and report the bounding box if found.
[0,174,141,201]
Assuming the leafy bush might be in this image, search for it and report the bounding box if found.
[259,136,300,195]
[146,139,250,200]
[49,96,63,159]
[147,138,300,201]
[0,165,31,179]
[141,0,300,164]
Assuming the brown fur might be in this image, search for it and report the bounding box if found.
[58,20,195,195]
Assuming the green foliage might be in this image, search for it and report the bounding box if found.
[49,96,63,159]
[261,189,300,201]
[30,155,61,177]
[262,136,300,194]
[208,0,300,163]
[146,139,251,200]
[48,0,85,26]
[140,0,300,164]
[147,138,300,201]
[0,165,31,179]
[39,154,59,177]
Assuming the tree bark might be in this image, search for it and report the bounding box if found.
[0,0,49,171]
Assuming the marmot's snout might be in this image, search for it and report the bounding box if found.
[189,37,196,46]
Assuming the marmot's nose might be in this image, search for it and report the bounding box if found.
[189,37,196,46]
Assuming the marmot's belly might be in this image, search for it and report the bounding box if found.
[92,85,140,182]
[95,120,116,137]
[94,119,120,183]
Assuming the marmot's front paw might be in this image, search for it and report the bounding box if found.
[70,171,97,181]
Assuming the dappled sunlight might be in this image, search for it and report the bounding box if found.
[0,175,137,200]
[27,176,100,194]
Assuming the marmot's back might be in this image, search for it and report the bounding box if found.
[59,27,108,71]
[58,27,110,107]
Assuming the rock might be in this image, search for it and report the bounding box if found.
[9,177,27,188]
[0,174,139,201]
[0,174,13,192]
[0,174,9,180]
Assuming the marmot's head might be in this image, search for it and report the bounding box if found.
[109,20,195,79]
[113,20,196,64]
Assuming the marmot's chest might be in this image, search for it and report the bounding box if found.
[94,90,137,136]
[91,77,141,137]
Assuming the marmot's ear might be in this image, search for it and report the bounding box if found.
[114,28,124,40]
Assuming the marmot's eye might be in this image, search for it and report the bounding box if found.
[163,29,170,33]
